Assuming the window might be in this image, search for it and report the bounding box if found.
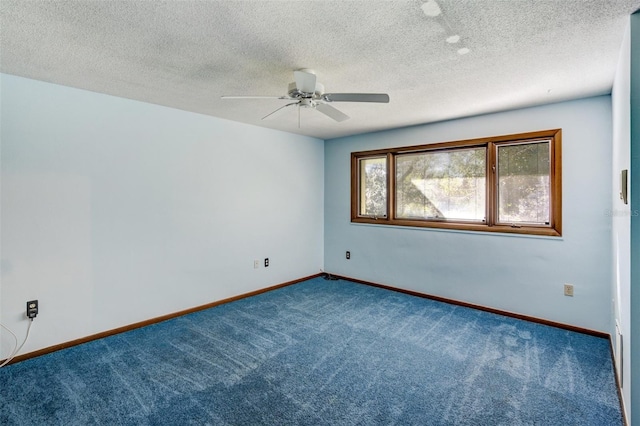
[357,156,387,218]
[395,146,486,222]
[497,141,551,225]
[351,129,562,236]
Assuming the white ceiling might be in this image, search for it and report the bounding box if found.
[1,1,639,140]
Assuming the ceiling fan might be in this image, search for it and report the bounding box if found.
[221,69,389,125]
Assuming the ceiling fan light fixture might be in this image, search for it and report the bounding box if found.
[294,69,318,94]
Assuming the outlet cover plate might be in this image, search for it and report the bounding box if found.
[26,300,38,318]
[564,284,574,297]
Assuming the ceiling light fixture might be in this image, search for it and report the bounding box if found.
[421,0,442,17]
[457,47,470,55]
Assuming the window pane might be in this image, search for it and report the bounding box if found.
[497,141,550,224]
[359,157,387,217]
[396,147,486,221]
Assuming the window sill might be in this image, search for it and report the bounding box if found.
[351,217,562,237]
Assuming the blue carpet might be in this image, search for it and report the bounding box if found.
[0,278,622,425]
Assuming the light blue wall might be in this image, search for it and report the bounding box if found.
[0,74,324,355]
[325,97,613,332]
[630,10,640,424]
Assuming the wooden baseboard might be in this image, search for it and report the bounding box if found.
[2,273,322,366]
[330,273,610,339]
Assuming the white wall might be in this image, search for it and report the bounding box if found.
[325,97,612,332]
[611,17,631,421]
[0,74,324,357]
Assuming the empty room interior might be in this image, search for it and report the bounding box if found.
[1,1,640,424]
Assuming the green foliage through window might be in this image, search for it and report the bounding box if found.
[358,157,387,217]
[498,142,550,224]
[396,147,486,221]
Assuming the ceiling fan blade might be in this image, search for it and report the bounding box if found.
[316,103,350,122]
[221,95,290,100]
[322,93,390,103]
[261,102,299,120]
[293,69,317,93]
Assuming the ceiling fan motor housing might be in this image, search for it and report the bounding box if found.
[288,82,325,99]
[299,98,315,108]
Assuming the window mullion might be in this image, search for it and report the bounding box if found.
[387,153,395,221]
[486,142,497,226]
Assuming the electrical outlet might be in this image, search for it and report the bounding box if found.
[564,284,574,297]
[254,260,260,269]
[346,251,351,260]
[264,258,269,267]
[26,300,38,319]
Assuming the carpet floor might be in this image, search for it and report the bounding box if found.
[0,277,622,425]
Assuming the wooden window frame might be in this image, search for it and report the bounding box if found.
[351,129,562,237]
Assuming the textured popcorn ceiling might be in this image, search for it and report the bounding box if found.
[1,1,639,140]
